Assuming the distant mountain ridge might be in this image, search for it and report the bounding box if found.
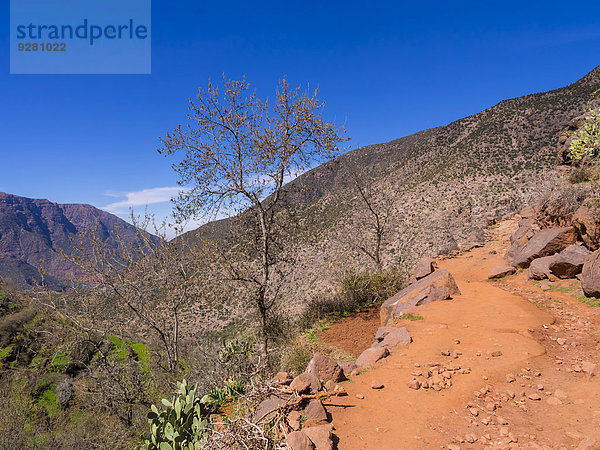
[0,192,149,289]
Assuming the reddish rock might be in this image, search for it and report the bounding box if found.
[287,431,315,450]
[290,372,321,394]
[305,353,345,383]
[380,269,461,325]
[488,265,517,279]
[582,250,600,298]
[303,425,334,450]
[506,227,578,268]
[305,399,328,422]
[573,205,600,251]
[549,245,590,279]
[273,371,292,385]
[372,326,412,348]
[339,361,357,374]
[528,255,557,280]
[410,257,437,282]
[254,395,287,421]
[355,346,389,368]
[287,410,302,430]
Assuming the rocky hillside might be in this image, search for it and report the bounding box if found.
[184,66,600,312]
[0,192,152,289]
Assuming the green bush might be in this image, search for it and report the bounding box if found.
[298,267,406,330]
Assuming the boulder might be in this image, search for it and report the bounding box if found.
[528,255,557,280]
[254,394,287,421]
[303,425,334,450]
[410,257,437,282]
[305,399,328,422]
[287,431,315,450]
[488,265,516,279]
[355,346,389,368]
[582,250,600,298]
[573,205,600,251]
[549,245,590,279]
[305,353,345,383]
[371,326,412,348]
[380,269,460,325]
[506,227,578,268]
[290,372,321,394]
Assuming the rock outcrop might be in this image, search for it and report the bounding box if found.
[582,250,600,298]
[506,227,578,268]
[380,269,460,326]
[573,205,600,251]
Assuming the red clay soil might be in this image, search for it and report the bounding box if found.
[319,304,381,358]
[317,219,600,449]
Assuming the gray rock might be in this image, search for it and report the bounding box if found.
[582,250,600,298]
[549,245,590,279]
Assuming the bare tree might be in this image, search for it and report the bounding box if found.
[158,76,347,358]
[39,216,205,372]
[348,170,392,272]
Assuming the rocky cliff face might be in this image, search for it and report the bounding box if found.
[0,192,148,289]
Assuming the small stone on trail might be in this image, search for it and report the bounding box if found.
[355,393,364,400]
[407,379,421,390]
[371,380,384,389]
[441,350,451,356]
[546,397,562,406]
[506,373,516,382]
[469,407,479,416]
[496,416,509,425]
[528,393,541,400]
[491,350,503,357]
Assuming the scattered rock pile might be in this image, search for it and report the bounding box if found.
[407,360,472,392]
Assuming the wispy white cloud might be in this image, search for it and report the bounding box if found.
[102,186,185,214]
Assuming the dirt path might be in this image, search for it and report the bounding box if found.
[321,219,600,449]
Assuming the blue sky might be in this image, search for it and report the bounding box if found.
[1,1,599,236]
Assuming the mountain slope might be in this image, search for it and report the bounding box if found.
[0,192,150,289]
[181,66,600,315]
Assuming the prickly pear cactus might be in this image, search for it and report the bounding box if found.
[138,380,209,450]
